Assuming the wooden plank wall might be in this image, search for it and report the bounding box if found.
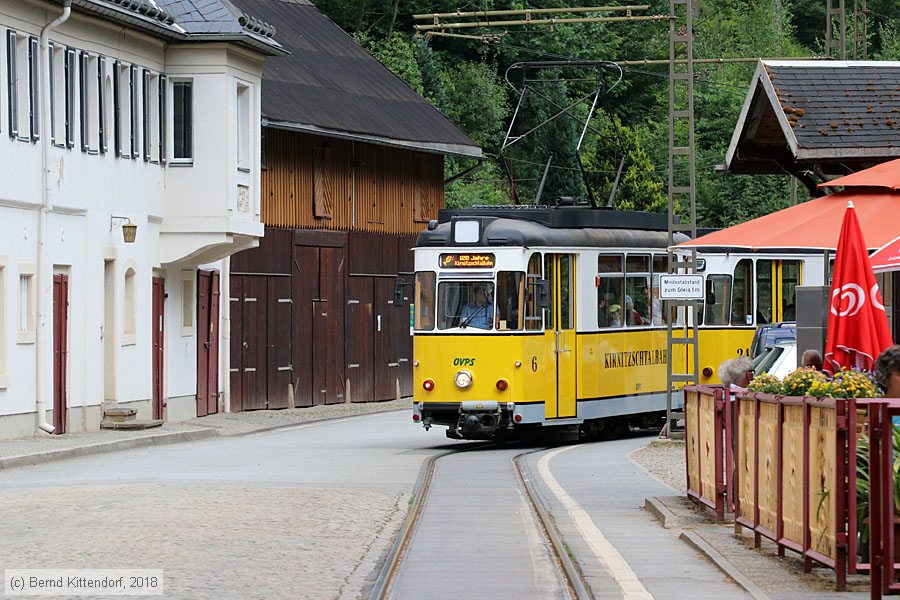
[262,128,444,235]
[781,404,805,544]
[809,405,837,560]
[736,397,756,523]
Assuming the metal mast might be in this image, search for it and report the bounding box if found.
[664,0,699,439]
[825,0,847,59]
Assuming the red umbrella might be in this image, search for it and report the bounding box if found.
[824,202,894,373]
[868,235,900,274]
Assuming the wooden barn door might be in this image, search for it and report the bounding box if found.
[374,278,399,401]
[346,278,374,403]
[293,241,346,407]
[151,277,165,420]
[232,276,268,410]
[267,277,292,409]
[53,274,69,434]
[196,269,220,417]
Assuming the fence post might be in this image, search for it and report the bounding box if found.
[724,386,734,514]
[870,402,883,600]
[835,398,848,591]
[714,387,725,522]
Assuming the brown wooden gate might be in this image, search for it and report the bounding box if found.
[196,269,220,417]
[230,275,292,411]
[52,274,69,434]
[293,238,346,407]
[152,277,165,420]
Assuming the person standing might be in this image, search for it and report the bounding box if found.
[801,349,823,371]
[875,345,900,398]
[718,356,755,389]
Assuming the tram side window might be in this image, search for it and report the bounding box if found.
[497,272,525,331]
[704,275,732,326]
[414,272,436,331]
[544,254,554,330]
[598,254,624,328]
[731,259,753,326]
[437,281,497,330]
[782,260,800,321]
[525,254,543,331]
[651,254,667,326]
[756,260,772,324]
[625,254,650,326]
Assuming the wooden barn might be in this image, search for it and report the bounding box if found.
[228,0,481,410]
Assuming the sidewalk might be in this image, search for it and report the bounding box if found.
[0,398,409,471]
[631,440,868,600]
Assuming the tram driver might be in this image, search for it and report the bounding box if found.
[459,285,500,330]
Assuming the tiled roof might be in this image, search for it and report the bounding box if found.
[725,60,900,175]
[57,0,282,52]
[157,0,277,39]
[231,0,481,157]
[766,62,900,150]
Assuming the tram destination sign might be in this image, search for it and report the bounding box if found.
[658,275,704,300]
[440,253,495,268]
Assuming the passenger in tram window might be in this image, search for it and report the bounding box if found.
[649,284,664,326]
[783,302,796,321]
[459,285,499,330]
[875,345,900,398]
[625,295,644,326]
[801,349,823,371]
[598,294,611,327]
[609,304,623,327]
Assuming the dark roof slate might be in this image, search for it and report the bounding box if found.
[231,0,481,157]
[767,63,900,149]
[725,60,900,174]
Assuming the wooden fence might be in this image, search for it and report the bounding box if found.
[684,387,900,595]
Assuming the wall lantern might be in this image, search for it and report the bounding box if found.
[110,216,137,243]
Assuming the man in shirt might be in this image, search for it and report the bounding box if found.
[459,286,498,330]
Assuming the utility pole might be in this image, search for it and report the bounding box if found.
[664,0,699,439]
[825,0,847,59]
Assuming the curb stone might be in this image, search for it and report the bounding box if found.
[0,428,219,471]
[643,496,678,529]
[679,530,771,600]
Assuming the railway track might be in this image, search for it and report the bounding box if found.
[369,444,593,600]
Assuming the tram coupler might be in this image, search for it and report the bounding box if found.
[452,401,516,438]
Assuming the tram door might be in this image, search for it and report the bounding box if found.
[544,254,577,419]
[756,260,801,324]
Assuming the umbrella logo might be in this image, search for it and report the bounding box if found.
[871,284,886,311]
[831,283,866,317]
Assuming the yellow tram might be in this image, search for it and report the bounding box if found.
[408,205,827,440]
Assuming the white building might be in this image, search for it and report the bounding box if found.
[0,0,283,437]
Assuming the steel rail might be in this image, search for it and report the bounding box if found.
[368,448,451,600]
[514,448,594,600]
[370,443,593,600]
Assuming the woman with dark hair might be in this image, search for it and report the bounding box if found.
[876,345,900,398]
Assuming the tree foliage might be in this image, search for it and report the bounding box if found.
[318,0,900,224]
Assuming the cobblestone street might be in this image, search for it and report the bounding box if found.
[0,411,444,600]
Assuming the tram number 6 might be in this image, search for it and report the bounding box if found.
[531,356,538,372]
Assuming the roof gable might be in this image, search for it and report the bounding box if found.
[726,60,900,175]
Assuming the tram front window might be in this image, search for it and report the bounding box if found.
[414,272,436,331]
[437,281,498,330]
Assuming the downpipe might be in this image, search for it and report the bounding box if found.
[35,0,72,434]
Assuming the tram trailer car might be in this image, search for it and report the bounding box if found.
[409,205,691,440]
[683,247,825,383]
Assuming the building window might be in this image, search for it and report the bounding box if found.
[123,267,136,344]
[6,31,38,141]
[130,64,139,158]
[114,61,133,158]
[100,58,113,154]
[172,80,193,161]
[144,70,161,162]
[17,267,35,344]
[80,52,100,152]
[236,81,250,169]
[0,259,7,387]
[181,270,194,336]
[50,43,65,145]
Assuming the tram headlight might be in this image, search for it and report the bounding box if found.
[454,370,473,390]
